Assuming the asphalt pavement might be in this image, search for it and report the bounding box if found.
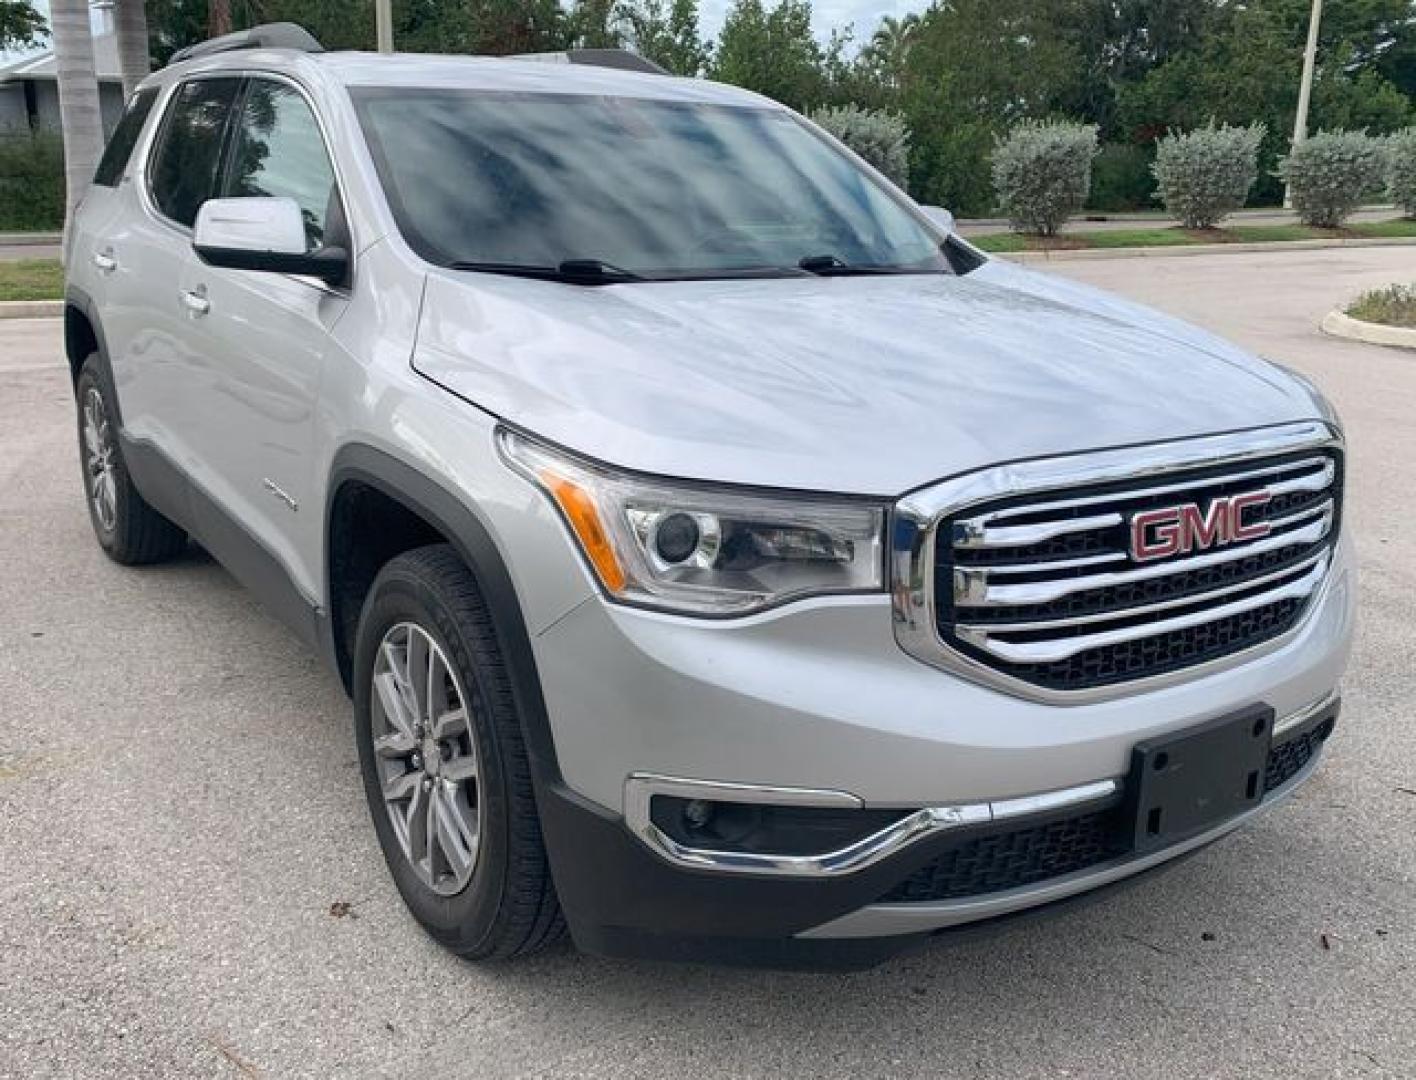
[1,247,1413,1078]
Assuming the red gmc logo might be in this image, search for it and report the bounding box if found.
[1129,491,1273,563]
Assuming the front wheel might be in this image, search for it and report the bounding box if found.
[352,544,565,960]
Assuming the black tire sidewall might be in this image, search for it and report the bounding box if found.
[352,561,514,952]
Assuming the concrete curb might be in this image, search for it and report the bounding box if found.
[0,232,62,246]
[994,235,1416,263]
[1321,308,1416,352]
[0,300,62,319]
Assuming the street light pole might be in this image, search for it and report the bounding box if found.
[376,0,394,53]
[1286,0,1323,208]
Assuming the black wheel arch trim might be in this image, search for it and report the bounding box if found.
[64,285,123,425]
[324,442,567,791]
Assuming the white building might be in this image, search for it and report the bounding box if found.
[0,15,126,139]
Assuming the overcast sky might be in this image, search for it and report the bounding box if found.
[698,0,922,46]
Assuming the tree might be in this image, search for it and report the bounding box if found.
[859,14,917,88]
[115,0,152,101]
[0,0,46,50]
[50,0,103,233]
[710,0,825,110]
[565,0,623,49]
[621,0,710,76]
[1117,2,1413,205]
[902,0,1083,213]
[209,0,232,37]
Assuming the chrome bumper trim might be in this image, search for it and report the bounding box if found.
[622,692,1335,879]
[1273,688,1340,737]
[623,773,1119,878]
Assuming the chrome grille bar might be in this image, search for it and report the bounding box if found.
[956,554,1329,664]
[955,456,1334,543]
[954,549,1331,634]
[956,504,1332,608]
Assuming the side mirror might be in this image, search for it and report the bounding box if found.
[193,197,348,287]
[920,205,956,235]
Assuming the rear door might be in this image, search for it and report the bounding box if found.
[175,74,351,604]
[66,84,161,311]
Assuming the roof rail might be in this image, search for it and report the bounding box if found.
[512,49,669,76]
[168,22,323,66]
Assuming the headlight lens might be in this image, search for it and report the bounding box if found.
[498,430,886,615]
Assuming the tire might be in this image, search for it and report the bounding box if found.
[75,355,188,565]
[352,544,565,960]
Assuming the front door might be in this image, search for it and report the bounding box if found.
[176,76,350,606]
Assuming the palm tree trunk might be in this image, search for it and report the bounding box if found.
[50,0,104,237]
[115,0,152,102]
[209,0,233,38]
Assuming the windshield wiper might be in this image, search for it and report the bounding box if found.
[797,253,917,277]
[448,259,644,285]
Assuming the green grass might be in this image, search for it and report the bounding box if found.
[1348,284,1416,329]
[0,258,63,302]
[971,217,1416,253]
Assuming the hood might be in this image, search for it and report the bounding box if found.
[413,258,1328,495]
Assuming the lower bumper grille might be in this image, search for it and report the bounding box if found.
[878,718,1335,905]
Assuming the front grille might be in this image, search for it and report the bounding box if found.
[935,448,1342,693]
[880,725,1333,904]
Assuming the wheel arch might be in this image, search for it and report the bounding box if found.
[63,286,122,423]
[324,443,565,787]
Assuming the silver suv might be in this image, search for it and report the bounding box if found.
[65,25,1352,967]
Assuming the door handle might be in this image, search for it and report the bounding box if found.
[92,250,117,273]
[180,287,210,316]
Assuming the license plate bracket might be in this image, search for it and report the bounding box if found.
[1128,705,1274,853]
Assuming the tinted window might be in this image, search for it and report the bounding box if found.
[150,77,242,226]
[94,87,158,187]
[353,90,948,281]
[224,80,338,251]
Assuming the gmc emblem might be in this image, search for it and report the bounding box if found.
[1129,491,1272,563]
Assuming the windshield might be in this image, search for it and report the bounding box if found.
[352,89,950,281]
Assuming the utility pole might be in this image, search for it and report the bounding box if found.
[376,0,394,53]
[1286,0,1323,208]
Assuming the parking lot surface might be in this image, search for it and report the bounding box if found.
[1,247,1413,1079]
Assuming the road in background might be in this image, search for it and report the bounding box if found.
[1,247,1412,1078]
[954,205,1400,236]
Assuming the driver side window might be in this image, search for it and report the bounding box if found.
[224,79,341,252]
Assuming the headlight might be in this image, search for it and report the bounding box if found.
[498,430,886,615]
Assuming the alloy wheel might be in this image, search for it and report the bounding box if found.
[82,387,117,532]
[371,622,483,896]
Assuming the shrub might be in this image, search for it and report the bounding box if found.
[991,120,1098,236]
[1088,143,1154,212]
[1386,128,1416,218]
[810,104,910,188]
[1348,283,1416,328]
[1151,123,1265,229]
[1276,130,1385,228]
[0,133,65,231]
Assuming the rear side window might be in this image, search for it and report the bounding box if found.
[223,79,339,251]
[149,77,242,226]
[93,87,159,187]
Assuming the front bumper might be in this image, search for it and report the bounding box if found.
[537,698,1338,967]
[526,531,1352,965]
